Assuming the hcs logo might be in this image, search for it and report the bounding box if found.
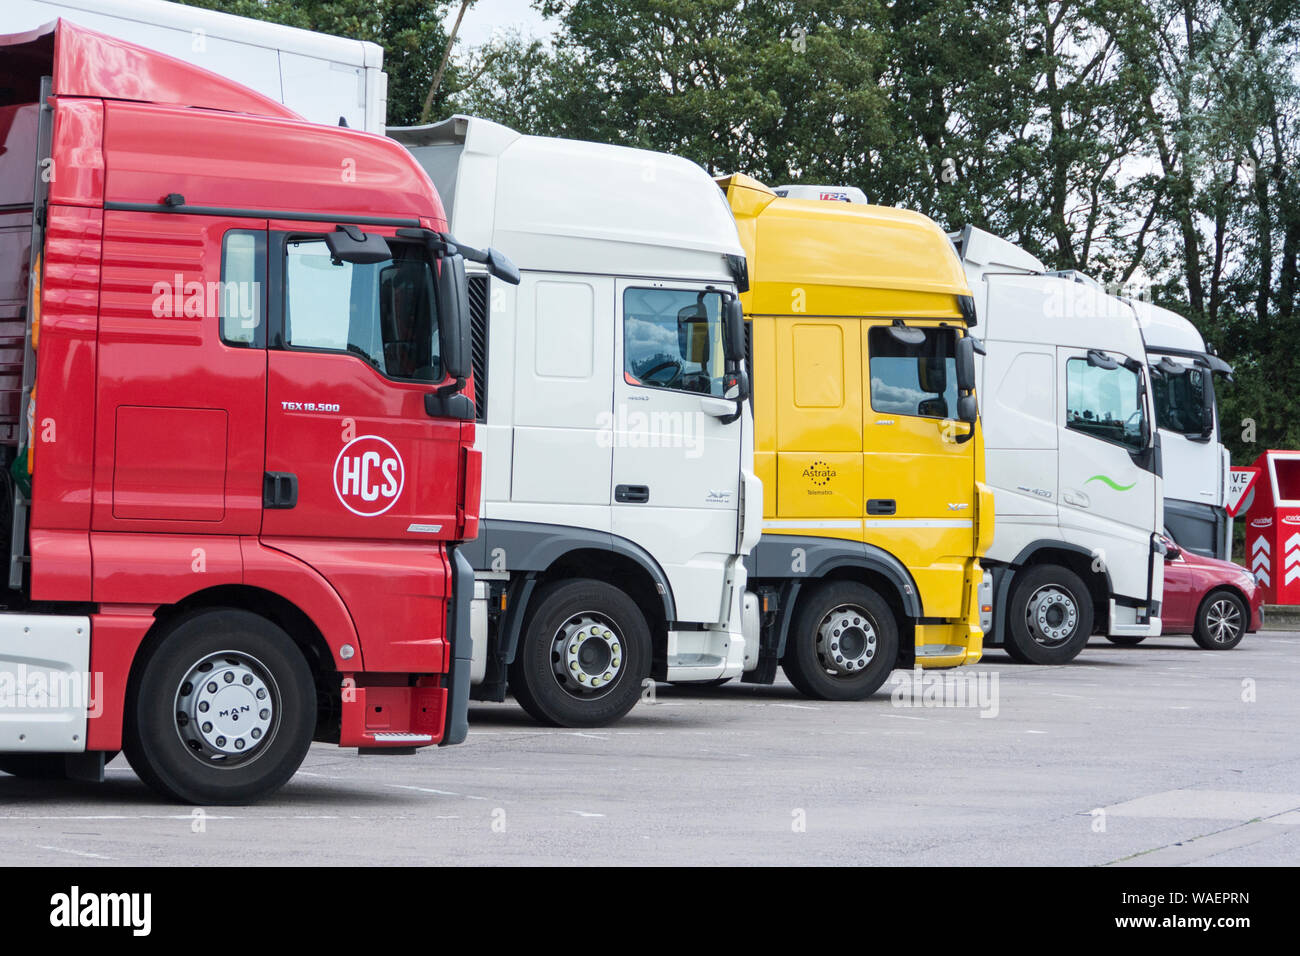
[334,435,405,516]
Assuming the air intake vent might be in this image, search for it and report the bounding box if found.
[468,275,489,423]
[743,319,754,408]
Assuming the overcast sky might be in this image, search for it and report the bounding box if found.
[442,0,556,48]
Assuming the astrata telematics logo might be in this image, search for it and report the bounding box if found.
[333,435,405,516]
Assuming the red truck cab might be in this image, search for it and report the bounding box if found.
[0,20,514,803]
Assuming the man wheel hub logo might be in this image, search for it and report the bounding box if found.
[334,435,405,516]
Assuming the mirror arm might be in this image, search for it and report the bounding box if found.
[435,375,466,398]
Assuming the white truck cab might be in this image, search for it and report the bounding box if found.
[6,0,387,132]
[1126,300,1233,559]
[391,116,761,726]
[953,226,1165,664]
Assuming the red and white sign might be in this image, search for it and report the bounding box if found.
[1251,536,1271,587]
[333,435,404,516]
[1226,466,1261,517]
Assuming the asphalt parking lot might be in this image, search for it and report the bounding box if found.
[3,631,1298,866]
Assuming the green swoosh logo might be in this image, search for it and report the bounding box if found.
[1084,474,1136,492]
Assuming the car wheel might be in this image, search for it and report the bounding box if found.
[1194,591,1247,650]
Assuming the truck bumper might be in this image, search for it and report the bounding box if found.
[1109,599,1162,638]
[338,546,473,751]
[664,570,749,682]
[915,560,986,668]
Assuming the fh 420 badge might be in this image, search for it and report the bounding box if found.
[333,435,405,516]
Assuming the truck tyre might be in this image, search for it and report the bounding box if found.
[123,609,316,805]
[1193,591,1247,650]
[1105,635,1146,646]
[508,578,651,727]
[1005,565,1094,665]
[782,581,899,700]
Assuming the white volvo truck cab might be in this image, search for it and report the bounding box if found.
[953,227,1165,664]
[1126,301,1233,559]
[391,116,761,727]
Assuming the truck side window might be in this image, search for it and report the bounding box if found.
[220,230,265,347]
[623,287,726,396]
[867,326,958,419]
[1066,358,1145,452]
[283,237,441,382]
[1151,364,1207,436]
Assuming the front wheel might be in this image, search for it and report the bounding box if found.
[123,609,316,805]
[509,578,652,727]
[1004,565,1095,665]
[1194,591,1247,650]
[782,581,899,700]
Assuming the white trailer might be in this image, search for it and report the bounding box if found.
[392,116,762,726]
[4,0,387,133]
[953,226,1165,664]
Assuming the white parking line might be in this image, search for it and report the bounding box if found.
[36,844,112,860]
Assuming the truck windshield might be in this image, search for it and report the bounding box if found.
[284,237,441,382]
[623,287,727,396]
[868,326,958,419]
[1066,358,1145,452]
[1151,363,1209,436]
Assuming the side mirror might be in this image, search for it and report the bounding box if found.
[956,336,978,391]
[723,295,745,362]
[436,253,471,381]
[724,368,749,403]
[484,247,520,285]
[326,225,392,265]
[1199,369,1216,438]
[958,393,978,423]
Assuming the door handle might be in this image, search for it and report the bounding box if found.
[615,484,650,503]
[866,498,896,515]
[1063,489,1090,508]
[264,472,298,509]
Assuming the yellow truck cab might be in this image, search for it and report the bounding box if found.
[718,175,993,699]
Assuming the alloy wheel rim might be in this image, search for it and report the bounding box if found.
[551,611,624,698]
[1206,599,1242,644]
[816,604,878,677]
[1025,585,1079,646]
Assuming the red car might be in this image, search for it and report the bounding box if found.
[1108,535,1262,649]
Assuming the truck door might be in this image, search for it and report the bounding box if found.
[861,323,976,519]
[1056,347,1160,603]
[262,225,463,547]
[612,281,743,625]
[94,214,268,536]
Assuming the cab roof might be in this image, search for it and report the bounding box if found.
[392,115,743,283]
[717,174,971,318]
